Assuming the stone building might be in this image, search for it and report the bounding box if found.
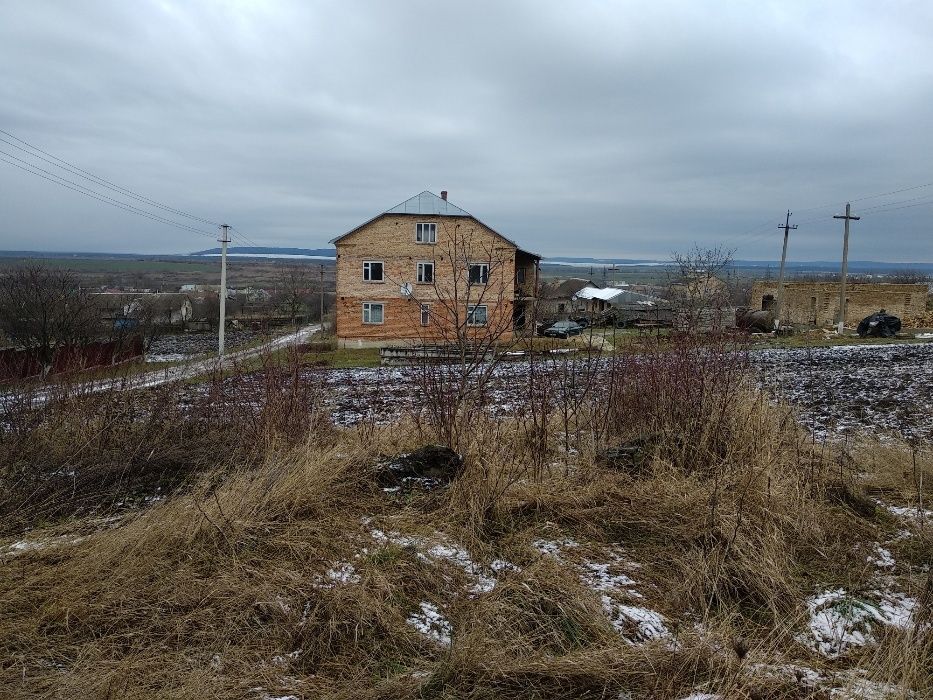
[330,191,539,346]
[749,281,927,326]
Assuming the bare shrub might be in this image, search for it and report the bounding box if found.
[603,332,751,473]
[0,349,328,534]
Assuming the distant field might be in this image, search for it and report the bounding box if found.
[5,256,217,273]
[0,254,335,290]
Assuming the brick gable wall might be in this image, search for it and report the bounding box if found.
[335,214,521,345]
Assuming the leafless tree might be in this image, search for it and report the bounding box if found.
[666,245,735,331]
[272,264,315,326]
[398,220,525,448]
[0,264,101,375]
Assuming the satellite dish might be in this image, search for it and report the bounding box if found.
[400,282,413,297]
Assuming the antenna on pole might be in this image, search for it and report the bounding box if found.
[774,210,797,329]
[218,224,231,357]
[833,203,860,334]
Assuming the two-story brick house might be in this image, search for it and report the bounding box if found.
[330,191,539,346]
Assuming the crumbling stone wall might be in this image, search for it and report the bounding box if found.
[749,282,927,326]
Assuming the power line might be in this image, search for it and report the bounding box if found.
[0,129,221,227]
[860,198,933,217]
[230,226,265,250]
[857,192,933,214]
[726,179,933,250]
[791,181,933,216]
[851,181,933,204]
[0,155,217,239]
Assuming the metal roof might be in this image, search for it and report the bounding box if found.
[573,286,625,302]
[384,191,471,217]
[573,287,664,307]
[329,190,540,259]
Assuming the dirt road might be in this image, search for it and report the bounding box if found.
[18,324,322,405]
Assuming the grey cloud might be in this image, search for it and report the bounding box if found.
[1,0,932,261]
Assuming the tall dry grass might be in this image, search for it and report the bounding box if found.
[1,337,930,698]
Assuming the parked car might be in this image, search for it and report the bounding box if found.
[542,321,584,339]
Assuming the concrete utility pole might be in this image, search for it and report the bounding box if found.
[218,224,231,357]
[774,210,797,329]
[833,203,860,334]
[319,264,325,331]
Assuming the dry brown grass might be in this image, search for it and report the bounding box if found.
[1,341,931,699]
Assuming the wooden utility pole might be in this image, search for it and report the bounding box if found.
[833,203,860,334]
[319,264,325,331]
[774,210,797,329]
[218,224,231,356]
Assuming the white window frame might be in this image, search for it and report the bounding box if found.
[468,263,489,285]
[417,261,434,284]
[362,302,384,324]
[415,222,437,243]
[420,303,430,327]
[467,304,488,327]
[362,260,384,282]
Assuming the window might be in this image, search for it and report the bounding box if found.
[468,263,489,285]
[467,304,488,326]
[516,267,526,284]
[363,261,384,282]
[362,302,384,324]
[417,261,434,284]
[416,222,437,243]
[557,303,566,313]
[420,304,430,326]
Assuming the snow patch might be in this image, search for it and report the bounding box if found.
[533,538,668,643]
[799,588,916,658]
[882,502,933,523]
[748,661,823,688]
[829,675,915,699]
[315,562,360,588]
[371,528,500,594]
[867,545,895,569]
[406,601,452,646]
[609,602,671,641]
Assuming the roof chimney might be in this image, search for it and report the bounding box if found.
[440,190,448,201]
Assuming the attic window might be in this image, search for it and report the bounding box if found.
[416,222,437,243]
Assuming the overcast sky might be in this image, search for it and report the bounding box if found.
[1,1,932,261]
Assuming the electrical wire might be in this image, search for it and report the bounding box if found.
[229,226,264,249]
[0,129,222,227]
[0,155,217,239]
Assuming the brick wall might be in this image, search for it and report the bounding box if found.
[749,282,927,326]
[335,214,521,345]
